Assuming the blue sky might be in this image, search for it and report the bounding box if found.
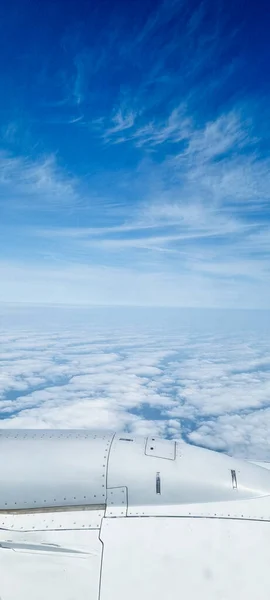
[1,0,270,307]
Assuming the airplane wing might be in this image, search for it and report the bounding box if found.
[249,460,270,469]
[1,430,270,599]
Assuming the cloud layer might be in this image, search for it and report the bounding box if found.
[1,305,270,459]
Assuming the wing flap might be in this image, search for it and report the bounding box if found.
[99,515,270,600]
[0,520,103,600]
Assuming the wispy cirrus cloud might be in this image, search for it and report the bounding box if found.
[1,107,269,307]
[104,108,137,138]
[0,152,81,211]
[102,105,191,146]
[1,0,270,306]
[24,110,269,279]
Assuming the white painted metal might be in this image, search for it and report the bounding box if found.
[250,460,270,470]
[0,508,105,531]
[0,529,102,600]
[107,434,270,516]
[0,430,113,510]
[128,493,270,519]
[145,436,176,459]
[99,516,270,600]
[105,487,127,517]
[2,430,270,599]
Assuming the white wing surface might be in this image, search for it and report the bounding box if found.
[1,430,270,599]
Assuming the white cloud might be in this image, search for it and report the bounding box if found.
[2,111,270,307]
[0,316,180,435]
[183,112,250,162]
[105,108,136,137]
[2,0,270,311]
[0,152,80,211]
[132,106,191,147]
[1,306,270,460]
[189,409,270,460]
